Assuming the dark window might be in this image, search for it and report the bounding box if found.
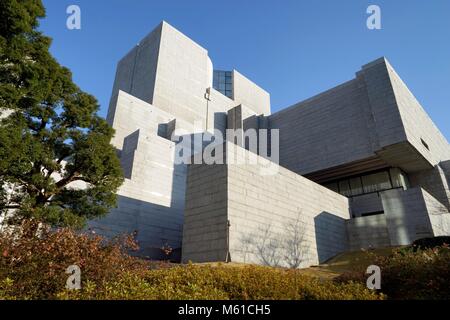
[349,177,363,196]
[339,180,352,197]
[421,138,430,151]
[323,168,407,198]
[361,211,384,217]
[324,182,339,193]
[362,171,391,193]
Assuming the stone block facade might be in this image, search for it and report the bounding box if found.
[87,21,450,267]
[182,143,350,267]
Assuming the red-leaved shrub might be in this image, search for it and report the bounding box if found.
[0,220,148,299]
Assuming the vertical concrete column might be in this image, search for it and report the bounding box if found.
[440,160,450,190]
[227,105,243,130]
[227,105,243,147]
[410,165,450,210]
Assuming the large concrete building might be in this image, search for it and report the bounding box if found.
[89,21,450,267]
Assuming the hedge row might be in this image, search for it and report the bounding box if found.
[1,221,448,300]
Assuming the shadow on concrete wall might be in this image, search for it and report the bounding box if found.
[89,126,188,262]
[238,212,312,268]
[313,212,348,263]
[89,194,183,262]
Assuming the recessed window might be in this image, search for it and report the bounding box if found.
[420,138,430,151]
[339,180,352,197]
[349,177,363,195]
[324,182,339,193]
[362,171,391,193]
[323,168,408,197]
[361,211,384,217]
[213,70,233,99]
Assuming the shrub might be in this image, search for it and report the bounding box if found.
[412,236,450,251]
[58,265,382,300]
[0,221,384,300]
[337,246,450,300]
[0,278,16,300]
[0,220,148,299]
[0,220,381,300]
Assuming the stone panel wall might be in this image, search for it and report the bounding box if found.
[181,163,228,263]
[182,143,351,267]
[346,215,391,251]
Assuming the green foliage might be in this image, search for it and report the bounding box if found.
[337,246,450,300]
[0,278,16,300]
[0,222,382,300]
[0,0,123,227]
[58,265,382,300]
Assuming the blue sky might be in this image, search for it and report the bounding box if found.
[40,0,450,140]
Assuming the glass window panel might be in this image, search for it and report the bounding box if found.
[339,180,352,197]
[390,168,401,188]
[389,168,408,189]
[324,182,339,193]
[349,177,363,196]
[362,175,377,193]
[375,171,392,190]
[362,171,391,193]
[225,83,232,90]
[219,83,225,90]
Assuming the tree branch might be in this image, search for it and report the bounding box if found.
[1,205,20,209]
[55,171,81,189]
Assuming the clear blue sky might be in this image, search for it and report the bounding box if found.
[40,0,450,140]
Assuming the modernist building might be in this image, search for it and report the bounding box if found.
[89,21,450,267]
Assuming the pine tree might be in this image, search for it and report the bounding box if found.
[0,0,124,228]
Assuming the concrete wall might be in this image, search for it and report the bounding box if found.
[441,160,450,186]
[108,90,193,152]
[346,215,391,251]
[181,163,228,263]
[151,22,211,125]
[107,21,212,128]
[422,189,450,237]
[205,88,236,134]
[107,23,162,126]
[89,127,187,258]
[90,91,193,259]
[268,57,450,178]
[0,109,13,120]
[232,70,271,116]
[182,143,351,267]
[101,23,450,263]
[349,193,384,217]
[356,58,407,151]
[227,147,350,266]
[269,79,376,175]
[410,165,450,210]
[100,21,276,260]
[381,188,435,245]
[386,60,450,165]
[108,21,271,131]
